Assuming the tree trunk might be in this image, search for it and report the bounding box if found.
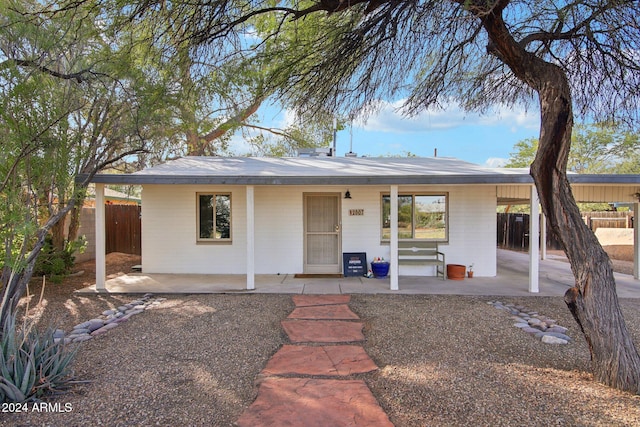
[482,7,640,393]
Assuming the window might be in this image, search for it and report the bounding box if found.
[198,193,231,241]
[382,193,448,241]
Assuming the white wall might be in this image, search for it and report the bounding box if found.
[142,185,247,274]
[141,184,497,276]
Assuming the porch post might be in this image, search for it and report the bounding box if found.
[246,185,255,290]
[95,183,106,291]
[634,202,639,280]
[529,185,540,293]
[390,185,399,291]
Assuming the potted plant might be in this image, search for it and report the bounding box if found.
[467,264,474,278]
[371,257,390,278]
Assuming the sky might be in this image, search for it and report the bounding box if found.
[345,101,541,167]
[231,99,541,168]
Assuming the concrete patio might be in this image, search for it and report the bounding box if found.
[77,249,640,298]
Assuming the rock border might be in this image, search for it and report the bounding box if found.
[53,294,165,344]
[488,300,572,344]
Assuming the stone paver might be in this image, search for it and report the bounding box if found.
[282,319,365,343]
[235,377,393,427]
[292,294,351,307]
[288,304,360,320]
[237,295,392,427]
[262,344,378,376]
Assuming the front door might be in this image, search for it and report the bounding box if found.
[304,193,341,274]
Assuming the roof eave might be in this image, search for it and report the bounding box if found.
[81,173,536,186]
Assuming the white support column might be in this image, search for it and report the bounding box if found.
[246,185,255,290]
[540,212,547,260]
[634,202,639,280]
[529,185,540,293]
[95,184,106,291]
[390,185,399,291]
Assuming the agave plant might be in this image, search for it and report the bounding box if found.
[0,310,77,403]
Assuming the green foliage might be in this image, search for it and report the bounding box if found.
[33,237,86,284]
[504,124,640,173]
[503,137,538,168]
[0,312,77,403]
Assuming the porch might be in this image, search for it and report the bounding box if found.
[77,249,640,298]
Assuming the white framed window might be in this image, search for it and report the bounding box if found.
[197,193,231,241]
[382,193,448,241]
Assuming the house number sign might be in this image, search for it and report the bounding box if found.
[349,209,364,216]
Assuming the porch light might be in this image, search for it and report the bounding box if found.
[345,190,352,199]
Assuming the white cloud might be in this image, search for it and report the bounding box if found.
[484,157,509,168]
[355,99,539,133]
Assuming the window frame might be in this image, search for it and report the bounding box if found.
[196,192,232,243]
[381,192,449,242]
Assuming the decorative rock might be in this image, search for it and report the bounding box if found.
[87,319,105,332]
[543,332,572,341]
[74,321,91,330]
[67,333,90,340]
[490,300,570,345]
[542,335,568,345]
[58,294,163,344]
[91,323,120,336]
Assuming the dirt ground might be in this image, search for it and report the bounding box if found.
[5,251,640,426]
[19,252,143,332]
[547,245,635,276]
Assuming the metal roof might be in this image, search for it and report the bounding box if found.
[85,156,640,187]
[87,156,529,185]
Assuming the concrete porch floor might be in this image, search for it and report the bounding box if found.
[76,249,640,298]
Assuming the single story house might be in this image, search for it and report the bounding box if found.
[87,156,640,292]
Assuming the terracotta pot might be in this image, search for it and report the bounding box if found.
[467,271,474,278]
[447,264,466,281]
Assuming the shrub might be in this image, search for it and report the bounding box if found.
[0,312,77,403]
[34,236,86,284]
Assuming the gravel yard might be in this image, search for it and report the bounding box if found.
[2,253,640,426]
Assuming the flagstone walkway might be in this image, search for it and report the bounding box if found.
[236,294,393,427]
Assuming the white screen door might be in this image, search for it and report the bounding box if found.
[304,194,341,274]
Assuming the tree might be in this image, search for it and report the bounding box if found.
[505,124,640,173]
[0,0,152,328]
[122,0,640,392]
[117,6,339,165]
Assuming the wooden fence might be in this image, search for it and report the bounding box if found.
[497,211,633,251]
[105,204,141,255]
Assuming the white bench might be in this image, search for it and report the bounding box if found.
[398,241,446,280]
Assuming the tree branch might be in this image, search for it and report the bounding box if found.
[4,58,108,82]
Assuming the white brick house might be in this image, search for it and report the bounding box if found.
[88,156,640,291]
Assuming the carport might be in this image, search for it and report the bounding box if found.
[496,174,640,292]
